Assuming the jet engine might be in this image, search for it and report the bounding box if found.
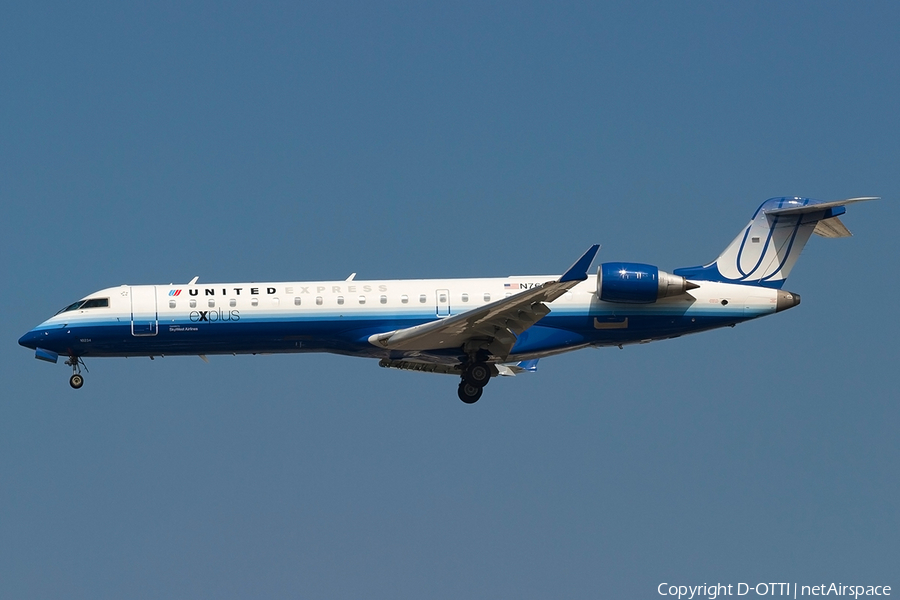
[597,262,697,304]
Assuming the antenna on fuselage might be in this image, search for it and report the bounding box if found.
[188,276,199,285]
[346,273,356,281]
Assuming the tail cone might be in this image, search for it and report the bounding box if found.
[776,291,801,312]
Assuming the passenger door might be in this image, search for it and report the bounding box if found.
[131,286,158,336]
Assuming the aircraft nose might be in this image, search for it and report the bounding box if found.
[18,329,40,349]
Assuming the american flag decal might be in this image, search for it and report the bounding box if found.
[504,283,520,290]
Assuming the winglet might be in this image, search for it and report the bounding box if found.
[516,359,539,372]
[559,245,601,282]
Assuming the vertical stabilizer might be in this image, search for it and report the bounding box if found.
[674,197,877,289]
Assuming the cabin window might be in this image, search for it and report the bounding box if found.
[380,295,387,304]
[358,295,366,304]
[484,293,491,302]
[316,296,323,305]
[401,295,409,304]
[505,292,511,298]
[294,297,302,306]
[337,296,344,305]
[419,294,427,303]
[168,300,176,309]
[208,299,216,308]
[251,298,259,307]
[438,292,447,303]
[272,297,279,306]
[461,293,469,302]
[190,299,197,308]
[229,299,236,307]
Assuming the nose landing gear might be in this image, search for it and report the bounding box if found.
[65,356,87,389]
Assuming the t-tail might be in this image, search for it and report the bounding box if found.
[674,197,879,289]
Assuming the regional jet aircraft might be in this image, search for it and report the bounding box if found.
[19,197,877,403]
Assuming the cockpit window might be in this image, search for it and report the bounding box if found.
[55,298,109,314]
[57,301,84,314]
[81,298,109,309]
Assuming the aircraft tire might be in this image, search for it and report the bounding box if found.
[463,362,491,387]
[458,382,483,404]
[69,374,84,389]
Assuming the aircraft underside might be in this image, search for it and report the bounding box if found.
[21,311,749,402]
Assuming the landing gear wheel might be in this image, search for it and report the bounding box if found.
[457,382,483,404]
[463,362,491,387]
[69,374,84,389]
[65,355,88,389]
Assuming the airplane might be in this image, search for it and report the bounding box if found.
[18,196,878,403]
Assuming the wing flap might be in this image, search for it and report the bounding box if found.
[378,358,460,375]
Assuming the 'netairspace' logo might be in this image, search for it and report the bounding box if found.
[658,582,892,599]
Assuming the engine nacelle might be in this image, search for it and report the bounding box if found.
[597,262,696,304]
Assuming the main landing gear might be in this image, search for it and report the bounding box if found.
[65,356,87,389]
[457,361,492,404]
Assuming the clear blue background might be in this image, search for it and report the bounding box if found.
[2,2,898,598]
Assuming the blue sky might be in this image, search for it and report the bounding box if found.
[2,2,898,598]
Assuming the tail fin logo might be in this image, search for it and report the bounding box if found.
[674,197,876,289]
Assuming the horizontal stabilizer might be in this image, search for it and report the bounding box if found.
[813,217,852,238]
[765,196,879,216]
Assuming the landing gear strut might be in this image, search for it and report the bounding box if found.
[457,361,492,404]
[65,356,87,389]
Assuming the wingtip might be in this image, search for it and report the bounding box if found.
[559,244,601,283]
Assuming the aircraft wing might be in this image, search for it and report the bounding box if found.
[368,245,600,358]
